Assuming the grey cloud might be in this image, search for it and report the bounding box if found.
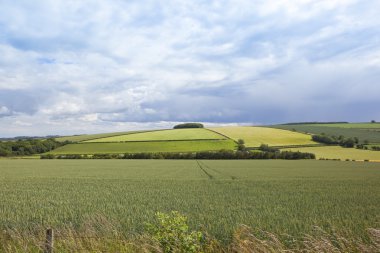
[0,90,39,115]
[0,0,380,136]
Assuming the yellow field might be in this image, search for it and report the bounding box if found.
[284,146,380,161]
[209,126,316,147]
[84,128,225,143]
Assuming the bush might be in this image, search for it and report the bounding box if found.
[236,139,246,151]
[173,123,204,129]
[312,134,359,148]
[259,144,279,152]
[40,154,56,159]
[146,211,204,253]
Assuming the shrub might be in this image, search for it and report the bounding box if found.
[259,144,279,152]
[236,139,246,151]
[146,211,204,253]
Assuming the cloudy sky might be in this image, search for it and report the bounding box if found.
[1,0,379,137]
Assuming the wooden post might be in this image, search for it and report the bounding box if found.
[45,228,54,253]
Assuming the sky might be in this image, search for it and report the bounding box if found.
[0,0,380,137]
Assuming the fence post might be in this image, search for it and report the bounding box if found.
[44,228,54,253]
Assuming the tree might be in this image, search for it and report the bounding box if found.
[371,120,376,123]
[237,139,246,151]
[146,211,204,253]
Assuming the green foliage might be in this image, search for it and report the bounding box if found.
[237,139,246,151]
[44,149,315,160]
[146,211,204,253]
[259,144,279,152]
[311,134,356,147]
[237,139,245,145]
[0,138,69,157]
[173,123,204,129]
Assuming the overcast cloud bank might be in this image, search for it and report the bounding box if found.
[0,0,379,137]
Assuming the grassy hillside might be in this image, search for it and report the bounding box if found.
[272,124,380,144]
[0,159,379,243]
[49,140,236,154]
[209,126,317,147]
[307,123,380,129]
[84,128,225,143]
[55,130,143,142]
[284,146,380,161]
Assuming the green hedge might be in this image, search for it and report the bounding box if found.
[41,150,315,160]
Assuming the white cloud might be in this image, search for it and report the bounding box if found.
[0,0,379,136]
[0,106,10,116]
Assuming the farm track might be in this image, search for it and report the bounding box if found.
[196,160,214,180]
[198,161,238,180]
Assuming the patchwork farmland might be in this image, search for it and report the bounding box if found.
[1,124,380,251]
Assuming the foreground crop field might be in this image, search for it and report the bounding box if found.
[49,140,236,154]
[209,126,317,147]
[84,128,225,143]
[284,146,380,161]
[0,159,379,243]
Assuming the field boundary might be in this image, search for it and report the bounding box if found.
[56,130,144,142]
[83,138,228,143]
[205,128,238,143]
[80,129,172,143]
[247,144,329,150]
[47,140,237,155]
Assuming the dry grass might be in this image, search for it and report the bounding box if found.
[1,218,378,253]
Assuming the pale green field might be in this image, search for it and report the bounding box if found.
[284,146,380,161]
[50,140,236,154]
[306,123,380,129]
[209,126,317,147]
[55,130,143,142]
[84,128,225,143]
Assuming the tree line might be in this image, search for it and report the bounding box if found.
[0,139,69,156]
[41,149,316,160]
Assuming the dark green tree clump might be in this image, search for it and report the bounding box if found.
[312,134,358,148]
[0,138,69,157]
[173,123,204,129]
